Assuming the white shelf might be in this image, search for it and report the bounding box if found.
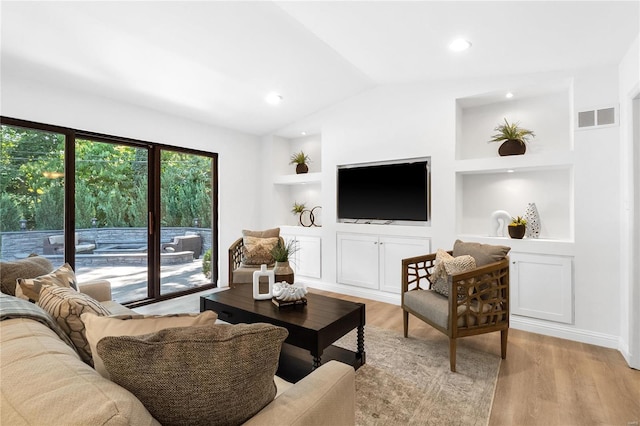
[455,151,574,174]
[273,172,321,185]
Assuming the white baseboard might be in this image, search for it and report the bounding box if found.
[306,281,401,306]
[510,315,620,349]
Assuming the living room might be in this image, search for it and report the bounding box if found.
[1,1,639,425]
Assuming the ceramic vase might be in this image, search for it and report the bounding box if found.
[252,264,274,300]
[274,261,294,284]
[508,224,526,239]
[524,202,541,238]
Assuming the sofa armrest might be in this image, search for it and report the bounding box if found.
[78,280,112,302]
[244,361,355,426]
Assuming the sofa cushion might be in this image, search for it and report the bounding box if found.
[98,323,288,426]
[82,311,218,379]
[0,318,159,426]
[0,254,53,296]
[37,286,111,365]
[16,262,78,302]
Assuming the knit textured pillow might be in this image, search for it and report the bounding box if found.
[16,262,78,302]
[98,323,288,426]
[82,311,218,379]
[431,249,476,298]
[38,285,111,365]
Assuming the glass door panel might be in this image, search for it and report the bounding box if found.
[0,124,66,263]
[160,149,214,295]
[73,139,149,304]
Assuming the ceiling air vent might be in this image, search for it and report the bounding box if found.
[577,105,618,129]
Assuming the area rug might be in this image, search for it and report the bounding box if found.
[334,326,500,426]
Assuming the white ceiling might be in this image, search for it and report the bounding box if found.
[1,1,638,137]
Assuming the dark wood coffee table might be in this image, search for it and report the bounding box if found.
[200,285,365,382]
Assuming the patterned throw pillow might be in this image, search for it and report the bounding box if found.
[241,236,280,266]
[0,254,53,296]
[38,285,111,365]
[82,311,219,379]
[98,323,288,426]
[431,249,476,298]
[16,262,78,302]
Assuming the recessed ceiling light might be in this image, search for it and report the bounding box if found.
[506,169,515,173]
[506,92,514,99]
[301,131,307,136]
[265,92,283,105]
[449,38,472,52]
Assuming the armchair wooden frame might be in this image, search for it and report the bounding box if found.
[401,251,510,372]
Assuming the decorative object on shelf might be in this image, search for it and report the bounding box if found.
[272,282,308,309]
[311,206,322,227]
[289,151,310,174]
[508,216,527,239]
[292,201,306,225]
[271,239,298,283]
[489,118,535,156]
[523,202,541,238]
[252,264,274,300]
[489,210,512,237]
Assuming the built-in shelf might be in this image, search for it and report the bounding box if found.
[273,172,322,185]
[455,151,574,174]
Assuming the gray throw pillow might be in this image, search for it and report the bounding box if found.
[452,239,510,266]
[0,254,53,296]
[97,323,288,426]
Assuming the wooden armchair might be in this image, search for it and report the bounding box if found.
[401,250,510,372]
[228,236,284,285]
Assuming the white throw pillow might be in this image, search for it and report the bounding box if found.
[82,311,218,378]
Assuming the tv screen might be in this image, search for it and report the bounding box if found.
[337,159,430,223]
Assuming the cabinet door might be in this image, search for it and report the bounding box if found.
[379,236,430,293]
[336,233,379,289]
[510,253,573,324]
[295,235,321,279]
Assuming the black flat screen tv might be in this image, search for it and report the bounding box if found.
[337,158,430,223]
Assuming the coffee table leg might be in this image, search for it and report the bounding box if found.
[357,324,366,364]
[312,354,322,369]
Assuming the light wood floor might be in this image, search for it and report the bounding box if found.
[137,288,640,426]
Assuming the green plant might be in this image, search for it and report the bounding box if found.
[489,118,535,145]
[202,248,212,279]
[291,201,306,215]
[271,239,299,262]
[509,216,527,227]
[289,151,310,165]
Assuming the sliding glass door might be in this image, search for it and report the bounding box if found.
[1,116,218,306]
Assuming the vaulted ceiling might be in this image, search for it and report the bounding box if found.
[1,1,638,137]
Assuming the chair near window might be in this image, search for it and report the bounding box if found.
[401,240,510,372]
[228,228,284,285]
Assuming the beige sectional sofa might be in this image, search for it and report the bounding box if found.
[0,274,356,425]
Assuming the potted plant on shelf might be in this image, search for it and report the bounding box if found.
[489,118,535,156]
[289,151,310,174]
[291,201,306,225]
[271,239,299,284]
[508,216,527,239]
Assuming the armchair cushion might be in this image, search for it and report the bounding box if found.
[404,289,493,330]
[431,249,476,298]
[452,239,510,266]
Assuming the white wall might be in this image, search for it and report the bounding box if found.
[272,66,627,347]
[1,72,263,287]
[618,34,640,368]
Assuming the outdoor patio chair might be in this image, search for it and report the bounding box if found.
[161,234,203,259]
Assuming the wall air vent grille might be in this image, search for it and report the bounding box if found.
[577,105,618,129]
